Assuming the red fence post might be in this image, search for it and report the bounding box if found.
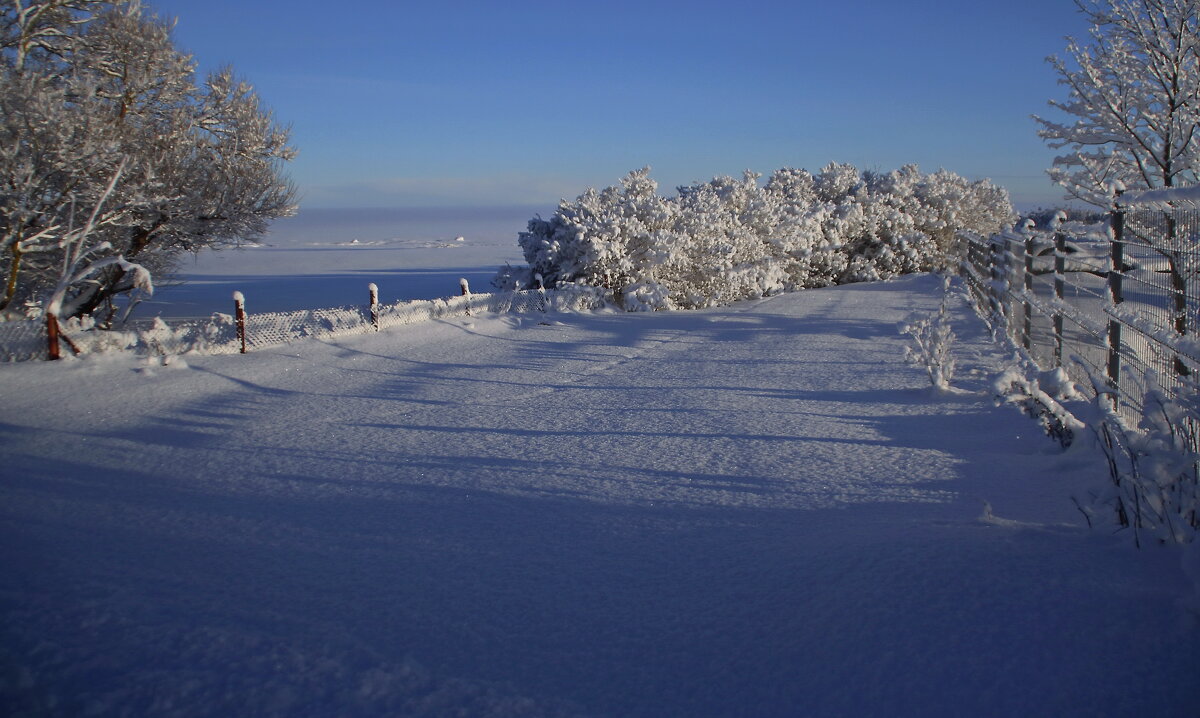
[46,313,60,361]
[234,291,247,354]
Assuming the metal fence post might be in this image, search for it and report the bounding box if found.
[1003,236,1017,344]
[368,282,379,330]
[234,291,247,354]
[989,239,1003,324]
[1107,195,1125,403]
[1163,210,1191,377]
[1023,236,1034,351]
[1053,230,1065,366]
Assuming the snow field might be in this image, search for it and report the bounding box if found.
[141,207,531,318]
[1,274,1197,716]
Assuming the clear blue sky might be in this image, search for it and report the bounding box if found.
[148,0,1093,210]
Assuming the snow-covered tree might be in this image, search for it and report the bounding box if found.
[1036,0,1199,353]
[1035,0,1199,206]
[0,0,296,320]
[0,0,106,71]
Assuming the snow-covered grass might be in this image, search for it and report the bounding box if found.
[2,273,1197,716]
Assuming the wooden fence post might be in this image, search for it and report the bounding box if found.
[1053,230,1065,366]
[368,282,379,330]
[1107,194,1125,403]
[46,313,60,361]
[234,291,247,354]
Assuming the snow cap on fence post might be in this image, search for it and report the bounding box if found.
[459,278,472,316]
[233,290,247,354]
[368,283,380,330]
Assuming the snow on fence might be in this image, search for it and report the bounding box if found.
[0,282,608,362]
[957,200,1200,421]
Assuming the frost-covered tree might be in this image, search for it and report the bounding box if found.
[0,0,106,71]
[1035,0,1199,205]
[0,0,296,320]
[1035,0,1199,350]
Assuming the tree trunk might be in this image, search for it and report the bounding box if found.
[0,243,21,312]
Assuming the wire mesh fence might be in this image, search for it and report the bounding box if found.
[958,203,1200,422]
[0,284,607,363]
[0,319,49,362]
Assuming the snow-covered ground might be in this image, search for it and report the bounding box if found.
[1,274,1198,717]
[140,207,536,319]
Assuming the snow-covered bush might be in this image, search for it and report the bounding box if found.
[1075,372,1200,547]
[992,363,1086,447]
[495,168,679,308]
[496,164,1013,310]
[901,276,961,391]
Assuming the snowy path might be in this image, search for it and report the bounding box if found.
[1,275,1197,717]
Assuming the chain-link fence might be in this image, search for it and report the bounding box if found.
[0,284,608,363]
[958,202,1200,421]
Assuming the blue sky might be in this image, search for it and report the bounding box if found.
[148,0,1093,210]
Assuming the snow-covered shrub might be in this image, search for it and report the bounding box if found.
[911,169,1016,259]
[667,172,786,307]
[1075,372,1200,547]
[900,276,960,391]
[496,165,1014,310]
[759,168,847,288]
[495,167,679,308]
[992,363,1086,447]
[839,166,1012,282]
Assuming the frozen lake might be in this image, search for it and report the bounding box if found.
[138,206,549,319]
